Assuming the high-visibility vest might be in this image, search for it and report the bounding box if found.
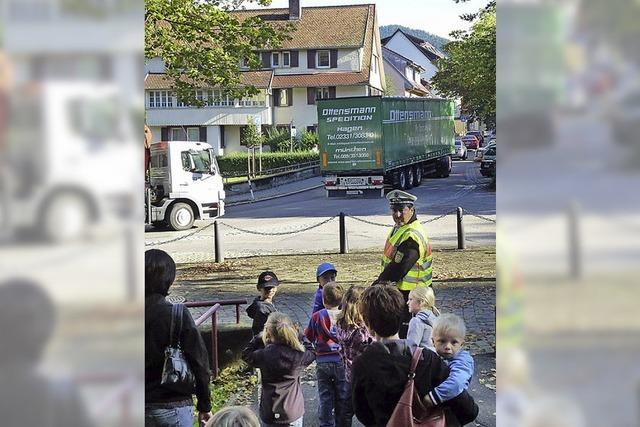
[381,220,433,290]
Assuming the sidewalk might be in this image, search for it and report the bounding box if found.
[225,175,324,205]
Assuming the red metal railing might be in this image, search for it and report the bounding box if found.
[186,298,247,379]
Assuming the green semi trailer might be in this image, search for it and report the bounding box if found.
[317,96,455,197]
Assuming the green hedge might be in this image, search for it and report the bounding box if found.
[218,151,319,176]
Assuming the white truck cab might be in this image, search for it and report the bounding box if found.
[146,140,225,230]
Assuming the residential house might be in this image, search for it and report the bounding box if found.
[381,28,445,82]
[145,1,385,154]
[381,47,432,97]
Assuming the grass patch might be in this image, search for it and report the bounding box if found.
[206,359,258,416]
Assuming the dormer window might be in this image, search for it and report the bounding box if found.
[317,50,330,68]
[272,51,291,68]
[272,52,280,67]
[282,51,291,67]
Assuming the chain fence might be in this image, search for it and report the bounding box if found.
[145,207,496,247]
[218,216,338,236]
[145,221,215,247]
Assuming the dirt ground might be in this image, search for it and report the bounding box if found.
[174,246,496,300]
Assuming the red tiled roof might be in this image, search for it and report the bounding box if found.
[272,72,368,88]
[232,5,372,50]
[144,71,273,90]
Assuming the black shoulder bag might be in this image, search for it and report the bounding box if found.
[160,303,196,394]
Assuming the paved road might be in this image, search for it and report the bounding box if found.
[146,160,496,262]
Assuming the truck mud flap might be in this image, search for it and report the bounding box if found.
[327,188,383,198]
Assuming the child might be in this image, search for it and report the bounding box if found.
[335,285,372,426]
[406,286,440,353]
[205,405,259,427]
[304,282,348,427]
[242,313,315,427]
[424,313,475,409]
[246,271,279,336]
[312,262,337,313]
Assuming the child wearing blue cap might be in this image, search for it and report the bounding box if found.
[312,262,337,314]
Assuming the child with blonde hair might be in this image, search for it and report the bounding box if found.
[406,286,440,352]
[205,406,259,427]
[336,285,372,426]
[242,313,315,427]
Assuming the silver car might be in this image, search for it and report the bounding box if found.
[453,138,468,160]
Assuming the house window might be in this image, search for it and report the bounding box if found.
[282,51,290,67]
[170,128,184,141]
[372,54,378,74]
[276,89,291,107]
[316,87,330,100]
[149,90,173,108]
[239,57,249,69]
[187,127,200,141]
[317,50,330,68]
[271,52,280,67]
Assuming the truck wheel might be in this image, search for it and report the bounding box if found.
[398,169,408,190]
[168,202,195,231]
[407,167,415,188]
[42,193,91,242]
[413,165,423,186]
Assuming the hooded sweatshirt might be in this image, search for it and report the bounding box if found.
[246,296,277,336]
[406,309,437,352]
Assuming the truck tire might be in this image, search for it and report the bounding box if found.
[413,165,423,186]
[42,193,91,242]
[168,202,195,231]
[436,156,452,178]
[407,166,416,188]
[398,168,410,190]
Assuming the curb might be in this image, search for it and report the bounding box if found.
[227,184,324,207]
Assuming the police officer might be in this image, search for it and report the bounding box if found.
[378,190,433,338]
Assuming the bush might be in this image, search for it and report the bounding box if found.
[263,127,291,152]
[218,151,319,176]
[297,130,318,151]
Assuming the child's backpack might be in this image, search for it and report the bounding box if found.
[386,347,446,427]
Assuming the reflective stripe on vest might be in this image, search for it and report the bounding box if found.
[381,220,433,291]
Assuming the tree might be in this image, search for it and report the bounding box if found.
[432,3,496,126]
[243,117,264,148]
[145,0,292,106]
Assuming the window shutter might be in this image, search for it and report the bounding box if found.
[272,89,280,107]
[161,127,169,141]
[329,86,336,98]
[307,50,316,68]
[261,52,271,69]
[291,50,299,67]
[287,89,293,107]
[330,49,338,68]
[307,87,316,105]
[199,126,207,142]
[220,126,225,149]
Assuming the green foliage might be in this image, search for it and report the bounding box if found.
[145,0,293,106]
[243,117,264,148]
[296,130,318,151]
[218,151,319,176]
[263,127,291,152]
[379,25,449,51]
[432,4,496,126]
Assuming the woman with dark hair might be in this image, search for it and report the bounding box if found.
[351,284,478,427]
[145,249,213,427]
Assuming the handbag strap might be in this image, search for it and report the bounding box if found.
[169,303,184,348]
[408,346,423,378]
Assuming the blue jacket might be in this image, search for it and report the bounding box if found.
[311,287,324,314]
[428,350,474,405]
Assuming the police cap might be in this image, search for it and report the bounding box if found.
[386,190,417,207]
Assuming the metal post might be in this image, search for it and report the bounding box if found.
[125,224,137,300]
[214,220,224,263]
[339,212,348,254]
[211,311,219,379]
[456,207,465,250]
[568,201,582,279]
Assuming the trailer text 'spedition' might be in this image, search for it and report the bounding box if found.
[317,97,455,197]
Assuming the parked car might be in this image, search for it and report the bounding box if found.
[466,130,484,146]
[480,146,496,177]
[474,141,496,162]
[453,138,468,160]
[462,135,480,150]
